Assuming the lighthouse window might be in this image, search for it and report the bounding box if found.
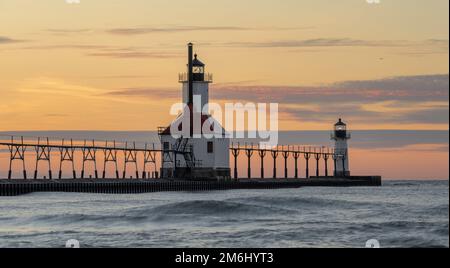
[193,66,204,73]
[207,141,214,153]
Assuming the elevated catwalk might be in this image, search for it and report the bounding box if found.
[0,135,381,196]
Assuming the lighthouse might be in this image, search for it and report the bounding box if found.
[332,118,351,177]
[158,43,231,179]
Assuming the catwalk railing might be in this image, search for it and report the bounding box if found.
[0,135,161,180]
[230,143,345,179]
[0,136,347,180]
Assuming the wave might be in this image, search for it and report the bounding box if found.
[29,213,147,225]
[18,200,297,225]
[228,195,385,210]
[427,204,450,216]
[126,200,297,219]
[387,182,421,187]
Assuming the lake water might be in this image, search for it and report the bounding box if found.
[0,180,448,248]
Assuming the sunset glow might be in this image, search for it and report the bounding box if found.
[0,0,448,180]
[0,0,448,131]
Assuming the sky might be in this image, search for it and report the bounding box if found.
[0,0,448,132]
[0,0,448,179]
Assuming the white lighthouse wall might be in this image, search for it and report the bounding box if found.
[335,139,350,175]
[192,137,229,168]
[182,82,209,112]
[214,138,230,168]
[161,77,229,178]
[194,138,213,167]
[161,135,229,169]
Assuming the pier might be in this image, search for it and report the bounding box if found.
[2,136,340,180]
[0,178,381,196]
[0,135,381,196]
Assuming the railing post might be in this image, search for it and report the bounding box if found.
[7,137,13,179]
[314,149,321,178]
[305,151,311,179]
[323,150,330,177]
[21,137,27,179]
[258,148,266,179]
[271,149,279,179]
[93,140,98,179]
[245,143,253,179]
[72,139,76,179]
[115,141,119,179]
[231,143,240,180]
[47,138,52,180]
[293,150,300,179]
[8,144,12,179]
[282,146,289,179]
[123,142,128,179]
[34,137,40,179]
[134,142,139,179]
[332,151,338,177]
[6,136,27,179]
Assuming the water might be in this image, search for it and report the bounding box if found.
[0,180,448,248]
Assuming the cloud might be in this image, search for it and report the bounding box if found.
[0,36,24,44]
[15,77,153,106]
[106,25,313,35]
[106,88,179,99]
[86,51,180,59]
[334,74,449,97]
[19,44,181,59]
[392,39,449,56]
[105,74,449,126]
[88,75,157,80]
[223,38,400,48]
[219,38,449,53]
[107,74,449,103]
[399,108,449,124]
[217,74,449,125]
[90,46,182,59]
[46,29,93,35]
[22,44,108,50]
[424,39,449,48]
[107,26,250,35]
[213,74,449,103]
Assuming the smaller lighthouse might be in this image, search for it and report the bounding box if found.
[332,118,351,177]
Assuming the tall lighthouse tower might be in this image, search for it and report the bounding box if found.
[181,43,212,114]
[332,118,351,177]
[159,43,230,179]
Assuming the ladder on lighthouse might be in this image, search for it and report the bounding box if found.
[175,137,196,169]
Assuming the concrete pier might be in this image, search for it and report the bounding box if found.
[0,176,381,196]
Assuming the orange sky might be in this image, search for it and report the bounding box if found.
[0,0,448,131]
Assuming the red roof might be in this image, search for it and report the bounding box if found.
[159,104,220,136]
